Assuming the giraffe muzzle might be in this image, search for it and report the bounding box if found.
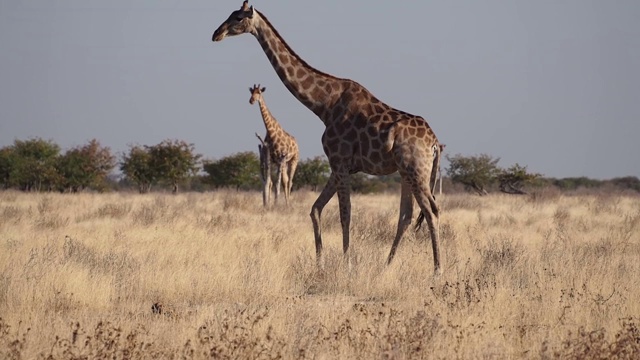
[212,29,226,42]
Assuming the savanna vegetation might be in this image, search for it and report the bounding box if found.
[1,189,639,359]
[2,137,639,196]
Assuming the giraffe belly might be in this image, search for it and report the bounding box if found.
[354,151,397,176]
[351,129,397,175]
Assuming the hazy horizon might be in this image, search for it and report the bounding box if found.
[1,1,639,180]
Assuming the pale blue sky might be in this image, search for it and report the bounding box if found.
[1,1,639,179]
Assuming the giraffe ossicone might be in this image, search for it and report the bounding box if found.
[213,1,443,275]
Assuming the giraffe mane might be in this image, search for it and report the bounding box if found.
[256,9,341,81]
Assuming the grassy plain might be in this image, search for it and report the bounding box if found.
[0,189,639,359]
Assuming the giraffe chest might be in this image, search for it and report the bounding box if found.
[266,138,295,161]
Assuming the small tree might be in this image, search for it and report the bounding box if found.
[446,153,500,195]
[120,145,155,193]
[9,138,61,191]
[497,163,541,195]
[553,177,602,191]
[608,176,640,192]
[0,146,14,189]
[147,139,201,194]
[203,151,261,190]
[57,139,115,192]
[294,156,330,191]
[57,149,90,192]
[350,173,389,194]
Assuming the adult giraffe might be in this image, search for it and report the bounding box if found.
[212,1,443,274]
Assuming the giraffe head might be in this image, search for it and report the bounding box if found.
[212,1,256,42]
[248,84,266,105]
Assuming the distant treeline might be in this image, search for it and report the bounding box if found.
[1,137,638,195]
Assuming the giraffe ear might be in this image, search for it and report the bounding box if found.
[249,87,253,93]
[261,87,266,93]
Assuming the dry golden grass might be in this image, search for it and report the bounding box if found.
[0,189,639,359]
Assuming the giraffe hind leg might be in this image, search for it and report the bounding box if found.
[287,157,298,203]
[281,163,290,205]
[387,180,414,264]
[412,184,441,275]
[274,159,284,205]
[415,195,439,231]
[394,145,441,275]
[416,145,440,230]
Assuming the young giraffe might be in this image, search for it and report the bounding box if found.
[213,1,443,274]
[249,84,299,206]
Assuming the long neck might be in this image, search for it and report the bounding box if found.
[257,99,282,137]
[252,11,343,120]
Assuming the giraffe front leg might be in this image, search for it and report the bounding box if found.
[387,180,414,265]
[334,172,352,270]
[310,173,337,270]
[265,173,272,207]
[258,142,272,207]
[265,167,273,208]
